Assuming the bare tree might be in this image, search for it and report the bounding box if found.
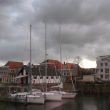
[73,56,81,66]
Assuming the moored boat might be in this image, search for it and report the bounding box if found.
[43,91,62,101]
[9,25,45,104]
[10,91,45,104]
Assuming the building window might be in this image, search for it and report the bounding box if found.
[105,68,109,73]
[105,63,108,66]
[96,69,99,73]
[100,69,103,72]
[100,63,103,66]
[105,74,109,79]
[100,75,103,78]
[64,73,67,76]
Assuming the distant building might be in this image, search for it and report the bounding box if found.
[5,61,23,74]
[0,66,10,83]
[41,59,79,83]
[16,64,61,85]
[96,55,110,81]
[0,61,23,84]
[16,59,78,85]
[61,63,78,76]
[42,59,78,76]
[0,66,10,76]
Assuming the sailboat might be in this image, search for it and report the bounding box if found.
[9,24,45,104]
[41,19,62,101]
[50,25,77,99]
[50,68,77,99]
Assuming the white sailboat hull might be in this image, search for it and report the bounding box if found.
[43,92,62,101]
[50,91,77,99]
[10,92,27,103]
[27,94,45,104]
[62,92,77,99]
[10,92,45,104]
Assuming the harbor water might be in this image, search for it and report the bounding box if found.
[0,95,109,110]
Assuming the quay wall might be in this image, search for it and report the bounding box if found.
[76,82,110,95]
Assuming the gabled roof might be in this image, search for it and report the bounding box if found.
[41,59,77,70]
[47,59,63,69]
[5,61,23,69]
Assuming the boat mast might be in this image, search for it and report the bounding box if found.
[44,18,47,92]
[66,60,75,91]
[59,25,62,66]
[59,25,63,84]
[29,24,32,94]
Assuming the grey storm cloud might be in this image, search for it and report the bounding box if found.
[0,0,110,65]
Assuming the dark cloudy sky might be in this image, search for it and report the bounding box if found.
[0,0,110,65]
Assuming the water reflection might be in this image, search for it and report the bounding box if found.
[0,95,109,110]
[52,95,109,110]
